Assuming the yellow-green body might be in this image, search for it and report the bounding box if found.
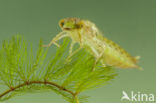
[44,18,141,69]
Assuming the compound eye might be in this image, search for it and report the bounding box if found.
[60,20,64,27]
[75,24,80,29]
[75,23,83,29]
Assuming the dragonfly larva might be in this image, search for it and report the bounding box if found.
[43,18,142,70]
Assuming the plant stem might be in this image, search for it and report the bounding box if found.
[0,80,76,99]
[75,96,79,103]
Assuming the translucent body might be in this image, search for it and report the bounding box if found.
[44,18,141,70]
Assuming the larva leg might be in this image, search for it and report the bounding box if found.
[69,41,75,54]
[66,47,82,61]
[43,31,68,47]
[92,50,105,71]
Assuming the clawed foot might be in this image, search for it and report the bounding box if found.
[42,41,60,48]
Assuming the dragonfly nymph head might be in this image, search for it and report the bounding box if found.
[59,18,83,31]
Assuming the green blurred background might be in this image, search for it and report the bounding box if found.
[0,0,155,103]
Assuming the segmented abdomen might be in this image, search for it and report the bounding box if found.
[101,37,138,69]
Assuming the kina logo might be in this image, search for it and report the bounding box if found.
[121,91,155,102]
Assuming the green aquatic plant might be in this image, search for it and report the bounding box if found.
[0,35,117,103]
